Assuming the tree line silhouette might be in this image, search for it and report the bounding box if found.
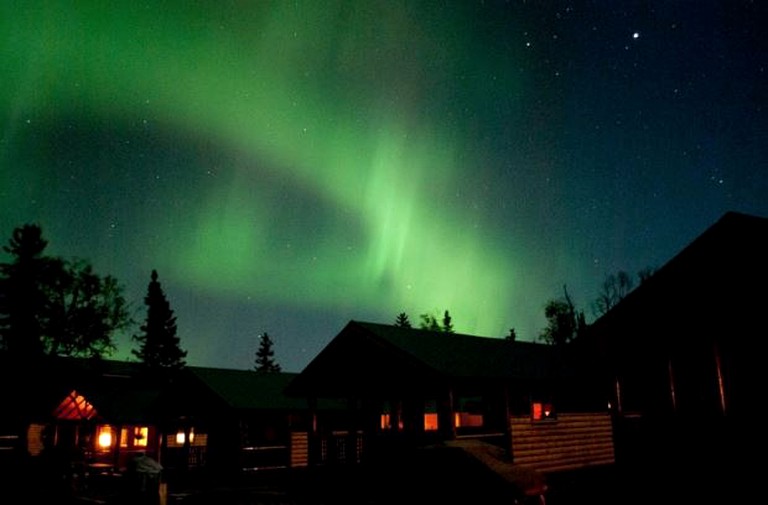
[0,223,287,372]
[393,268,656,346]
[2,223,656,371]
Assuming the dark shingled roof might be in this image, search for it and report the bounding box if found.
[287,321,558,397]
[0,355,164,423]
[184,367,306,410]
[352,321,555,380]
[590,211,768,338]
[51,358,163,423]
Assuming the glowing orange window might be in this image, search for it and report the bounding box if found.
[424,413,439,431]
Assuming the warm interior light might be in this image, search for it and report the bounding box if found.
[455,412,484,428]
[134,427,148,447]
[176,428,194,445]
[424,413,438,431]
[97,426,113,449]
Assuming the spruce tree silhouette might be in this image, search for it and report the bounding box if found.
[254,332,281,373]
[394,312,412,328]
[0,224,49,357]
[442,310,454,333]
[133,270,186,369]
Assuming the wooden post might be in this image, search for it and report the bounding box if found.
[307,396,318,465]
[713,343,727,415]
[504,384,513,461]
[346,397,359,464]
[438,388,456,440]
[390,398,401,433]
[113,424,123,470]
[667,358,677,413]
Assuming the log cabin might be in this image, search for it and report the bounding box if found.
[0,356,344,485]
[285,320,615,474]
[0,355,163,483]
[155,367,344,480]
[586,211,768,471]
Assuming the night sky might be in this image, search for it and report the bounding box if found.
[2,1,766,372]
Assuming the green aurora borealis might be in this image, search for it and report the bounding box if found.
[3,1,766,371]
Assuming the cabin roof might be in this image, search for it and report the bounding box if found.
[0,355,164,423]
[53,359,163,423]
[590,210,768,337]
[183,367,308,411]
[287,320,557,397]
[353,321,554,379]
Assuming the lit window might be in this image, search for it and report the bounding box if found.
[532,402,555,421]
[424,400,439,431]
[455,397,484,428]
[176,428,195,445]
[380,402,403,431]
[134,427,148,447]
[54,390,97,420]
[120,428,129,448]
[424,413,439,431]
[190,432,206,447]
[455,412,484,428]
[97,425,113,450]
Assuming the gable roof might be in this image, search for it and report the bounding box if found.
[183,367,307,411]
[51,359,164,423]
[0,354,164,424]
[287,321,557,397]
[354,321,554,379]
[589,211,768,343]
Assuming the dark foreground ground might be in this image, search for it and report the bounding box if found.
[1,445,753,505]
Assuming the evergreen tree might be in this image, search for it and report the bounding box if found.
[132,270,186,369]
[441,310,454,333]
[254,332,281,373]
[394,312,412,328]
[0,224,49,357]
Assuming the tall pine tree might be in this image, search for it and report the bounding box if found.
[132,269,186,369]
[254,332,281,373]
[0,224,49,357]
[394,312,412,328]
[441,310,454,333]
